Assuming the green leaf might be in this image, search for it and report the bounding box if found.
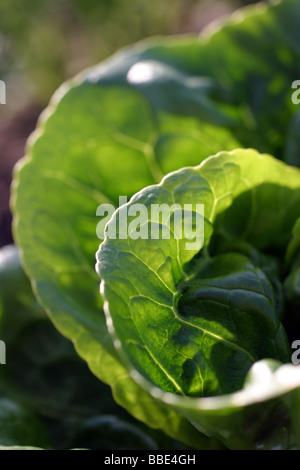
[97,149,300,449]
[210,240,286,320]
[176,252,289,396]
[0,246,121,422]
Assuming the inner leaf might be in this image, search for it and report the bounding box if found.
[175,252,290,396]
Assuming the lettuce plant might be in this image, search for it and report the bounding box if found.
[11,0,300,450]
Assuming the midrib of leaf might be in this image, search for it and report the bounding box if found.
[126,338,185,395]
[170,303,257,364]
[88,86,164,185]
[112,132,164,184]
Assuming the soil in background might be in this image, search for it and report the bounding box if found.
[0,106,41,247]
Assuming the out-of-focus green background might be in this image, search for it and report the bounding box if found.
[0,0,260,246]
